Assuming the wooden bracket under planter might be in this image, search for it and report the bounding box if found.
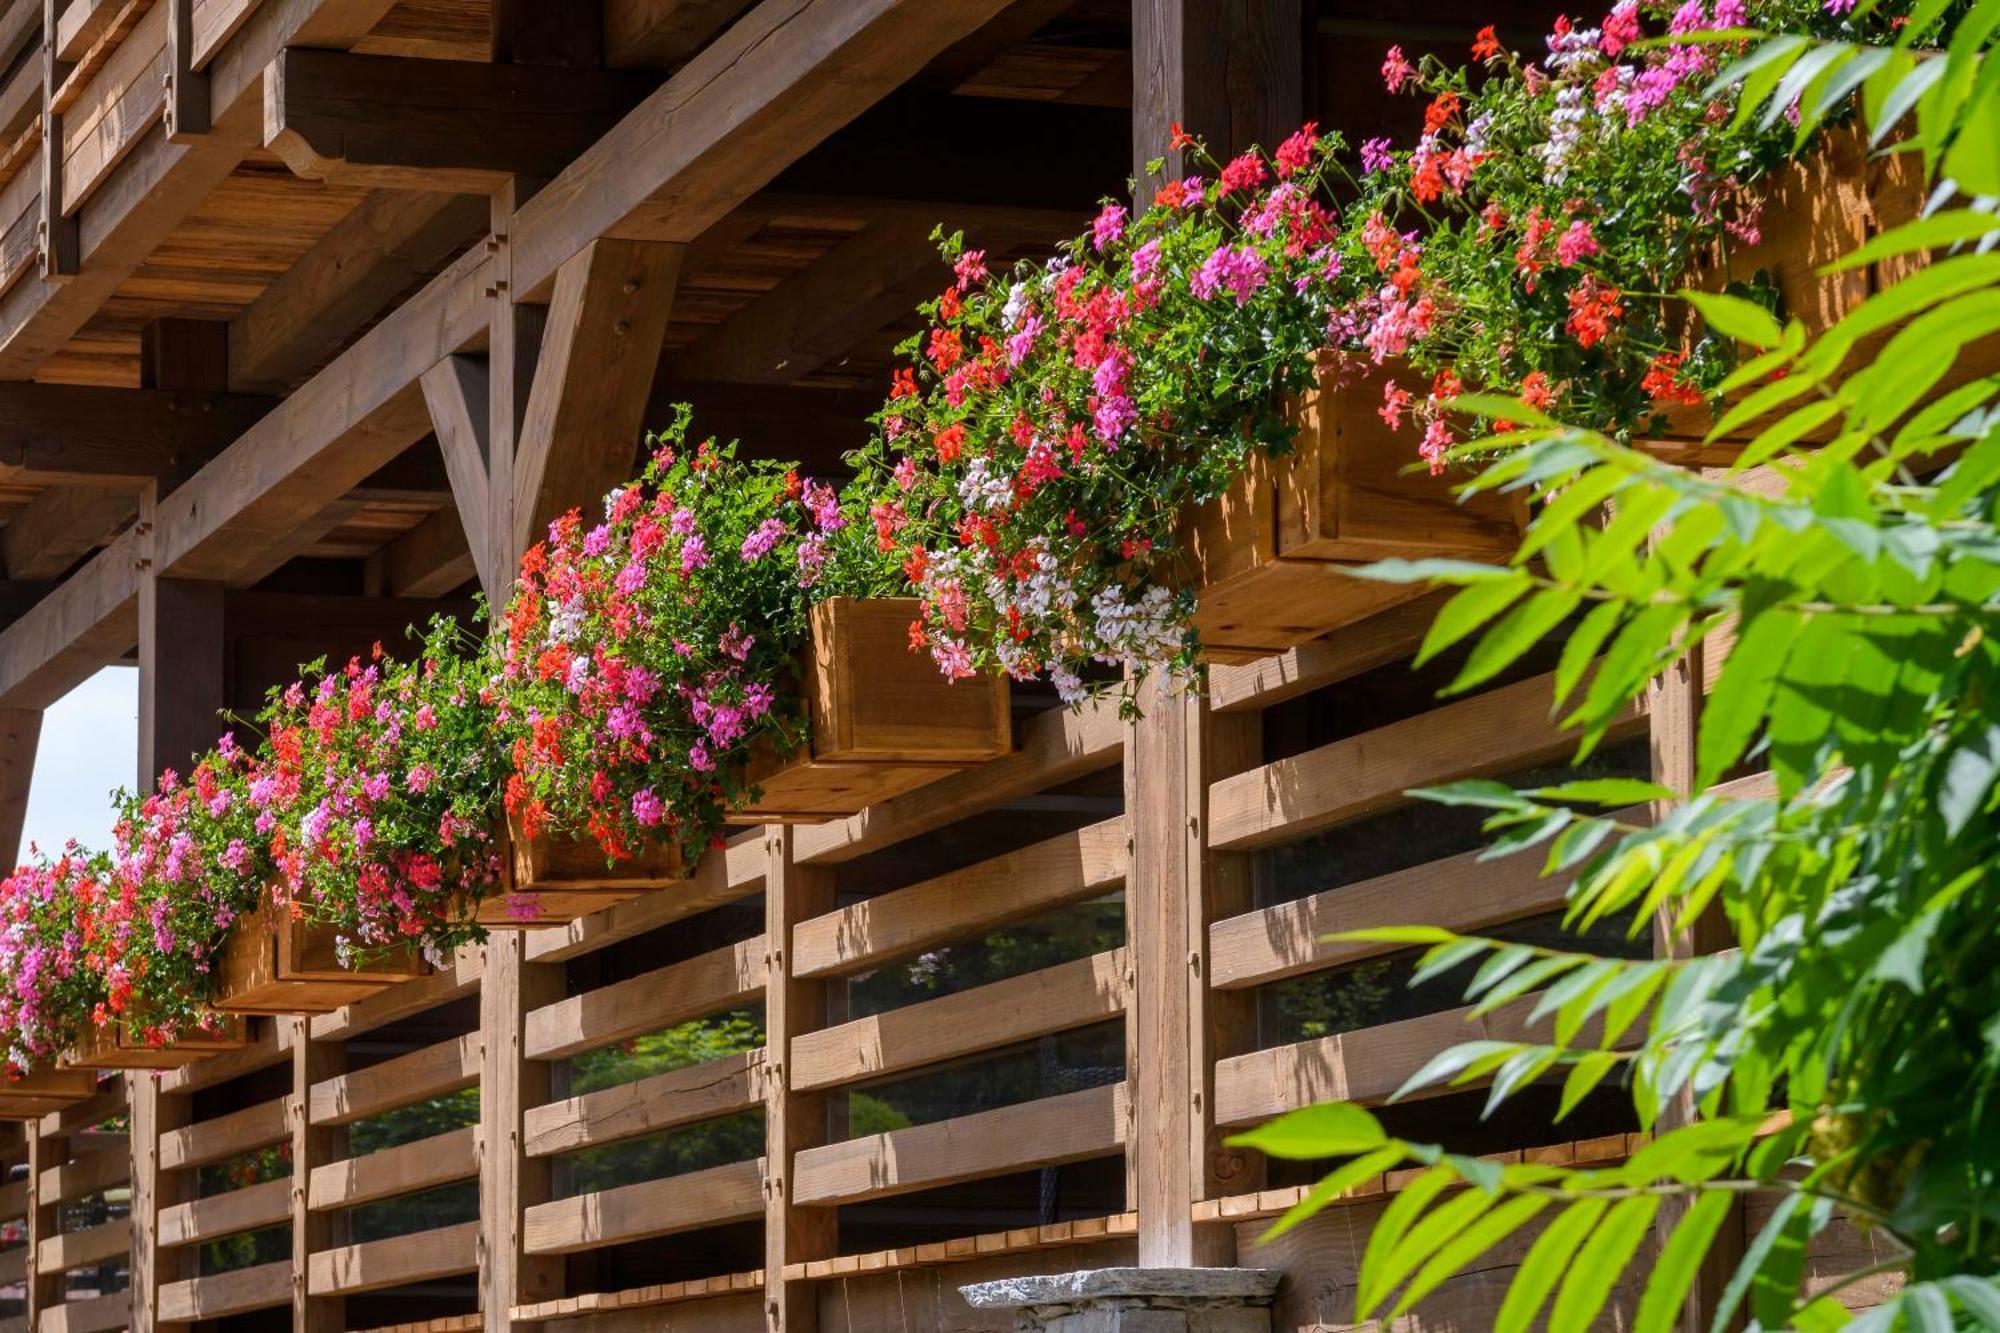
[1185,355,1527,663]
[214,898,431,1015]
[62,1013,248,1070]
[477,822,688,928]
[0,1067,97,1119]
[729,597,1012,823]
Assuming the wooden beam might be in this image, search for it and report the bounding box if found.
[138,575,224,786]
[1131,0,1303,202]
[0,383,274,485]
[0,707,38,864]
[1206,593,1447,713]
[1,486,135,580]
[306,1033,480,1126]
[262,49,652,192]
[511,237,680,557]
[371,503,475,598]
[0,0,408,379]
[155,1261,291,1322]
[166,0,207,139]
[306,1221,479,1297]
[228,190,486,395]
[39,0,77,280]
[604,0,744,69]
[522,936,766,1062]
[521,1159,765,1256]
[521,1051,763,1159]
[156,1176,289,1249]
[505,0,1020,302]
[291,1016,345,1332]
[158,1097,288,1171]
[764,827,836,1331]
[0,524,140,709]
[307,1124,477,1211]
[130,1074,193,1333]
[479,933,565,1327]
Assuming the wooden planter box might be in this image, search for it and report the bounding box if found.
[1661,124,1998,457]
[62,1014,247,1071]
[476,824,688,928]
[1185,355,1527,662]
[0,1068,97,1119]
[214,898,431,1015]
[729,597,1012,823]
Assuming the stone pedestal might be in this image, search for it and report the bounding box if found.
[960,1268,1281,1332]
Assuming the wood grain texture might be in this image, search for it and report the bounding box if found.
[0,524,140,709]
[520,1157,765,1255]
[307,1123,477,1210]
[155,1260,290,1321]
[522,935,766,1062]
[306,1032,479,1124]
[155,1175,288,1247]
[306,1220,479,1295]
[523,1050,762,1159]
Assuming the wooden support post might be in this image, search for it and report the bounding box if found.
[292,1017,347,1331]
[483,177,547,607]
[1125,671,1198,1267]
[1130,0,1303,201]
[1650,642,1743,1329]
[165,0,209,140]
[39,0,76,280]
[479,932,566,1328]
[1187,698,1263,1216]
[130,1074,192,1333]
[137,575,225,788]
[0,707,41,866]
[764,827,837,1331]
[26,1120,63,1326]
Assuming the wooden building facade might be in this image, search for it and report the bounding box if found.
[0,0,1859,1329]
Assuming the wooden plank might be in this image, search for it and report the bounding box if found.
[137,574,225,786]
[480,930,565,1325]
[228,190,485,394]
[156,1260,291,1321]
[157,1096,286,1170]
[37,1292,130,1333]
[793,700,1122,865]
[512,1271,766,1320]
[787,1213,1138,1281]
[130,1069,190,1333]
[1207,670,1651,850]
[374,502,474,597]
[789,948,1128,1093]
[157,1016,290,1093]
[292,1016,344,1331]
[307,947,482,1043]
[793,1082,1129,1208]
[57,0,134,60]
[520,1158,765,1256]
[2,487,137,581]
[0,524,140,709]
[0,706,37,872]
[156,1175,288,1248]
[307,1032,479,1125]
[0,1175,25,1219]
[416,350,493,598]
[35,1145,128,1203]
[506,0,1016,301]
[262,48,650,191]
[37,1216,132,1273]
[41,0,80,281]
[57,0,166,214]
[307,1124,477,1211]
[510,236,680,558]
[306,1221,480,1296]
[523,935,766,1062]
[166,0,206,137]
[1207,844,1571,990]
[1211,996,1568,1128]
[763,826,835,1332]
[603,0,742,68]
[522,1050,762,1159]
[791,820,1127,979]
[521,835,765,964]
[1206,592,1446,713]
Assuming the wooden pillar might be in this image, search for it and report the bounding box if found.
[164,0,208,140]
[292,1018,348,1332]
[1650,642,1743,1329]
[39,0,76,280]
[763,827,837,1331]
[0,707,41,866]
[25,1122,63,1326]
[483,177,547,606]
[1131,0,1304,202]
[1124,672,1197,1267]
[129,1075,192,1333]
[479,933,566,1327]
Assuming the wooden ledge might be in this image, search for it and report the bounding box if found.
[782,1212,1138,1283]
[511,1271,763,1322]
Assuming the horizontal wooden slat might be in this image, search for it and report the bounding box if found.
[523,1051,763,1159]
[1207,670,1650,851]
[309,1033,480,1125]
[38,1146,130,1204]
[1208,848,1566,991]
[523,936,766,1063]
[791,820,1128,980]
[1212,996,1560,1128]
[522,1158,765,1256]
[307,1220,480,1295]
[793,698,1123,865]
[308,1125,479,1211]
[793,1082,1129,1208]
[37,1217,129,1273]
[1208,593,1447,713]
[0,1177,21,1219]
[0,1244,24,1284]
[158,1259,292,1321]
[157,1177,290,1249]
[523,836,766,964]
[789,949,1128,1093]
[511,1272,764,1322]
[158,1097,289,1171]
[38,1081,125,1137]
[158,1017,292,1094]
[309,948,484,1043]
[38,1291,129,1333]
[785,1211,1139,1282]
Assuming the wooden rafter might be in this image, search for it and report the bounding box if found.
[418,351,494,598]
[0,381,273,484]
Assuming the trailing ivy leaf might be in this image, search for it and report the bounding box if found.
[1225,1102,1386,1160]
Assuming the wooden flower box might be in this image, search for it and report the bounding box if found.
[729,597,1012,823]
[62,1013,247,1071]
[1186,355,1527,662]
[476,823,688,928]
[0,1068,97,1119]
[213,898,431,1015]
